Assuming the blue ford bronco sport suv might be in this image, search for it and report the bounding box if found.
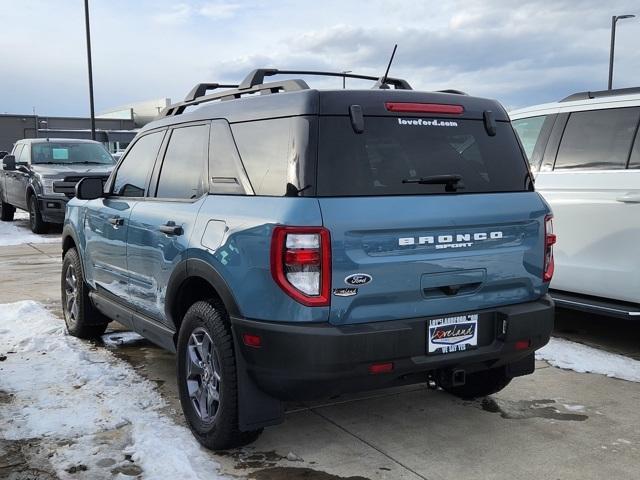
[61,69,555,450]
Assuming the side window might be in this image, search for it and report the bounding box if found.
[231,118,292,196]
[12,144,24,160]
[156,124,209,200]
[555,107,640,170]
[112,131,164,197]
[630,131,640,169]
[18,144,31,164]
[209,120,252,195]
[512,116,546,162]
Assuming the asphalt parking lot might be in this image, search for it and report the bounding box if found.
[1,236,639,480]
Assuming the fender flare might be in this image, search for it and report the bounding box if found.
[61,225,88,279]
[165,258,242,328]
[25,185,37,204]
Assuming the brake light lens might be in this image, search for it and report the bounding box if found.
[543,215,556,282]
[271,226,331,306]
[385,102,464,114]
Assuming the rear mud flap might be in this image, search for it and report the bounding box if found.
[233,332,284,432]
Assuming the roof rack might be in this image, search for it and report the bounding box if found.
[560,86,640,102]
[159,68,413,118]
[238,69,412,91]
[160,79,309,117]
[184,83,239,102]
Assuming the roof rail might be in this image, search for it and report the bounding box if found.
[159,79,309,117]
[560,86,640,102]
[238,69,413,90]
[184,83,239,102]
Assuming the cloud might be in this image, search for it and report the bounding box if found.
[198,1,241,19]
[0,0,638,116]
[153,3,192,25]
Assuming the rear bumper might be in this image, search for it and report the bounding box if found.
[231,295,555,400]
[39,195,68,223]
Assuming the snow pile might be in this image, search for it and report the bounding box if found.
[0,301,227,479]
[101,331,146,347]
[0,211,60,246]
[536,337,640,383]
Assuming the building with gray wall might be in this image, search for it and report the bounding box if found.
[0,114,137,153]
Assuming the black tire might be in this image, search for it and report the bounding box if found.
[177,300,262,450]
[61,248,109,339]
[440,366,512,400]
[28,195,49,234]
[0,198,14,221]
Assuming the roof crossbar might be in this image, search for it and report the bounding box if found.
[159,79,309,117]
[239,69,412,91]
[560,86,640,102]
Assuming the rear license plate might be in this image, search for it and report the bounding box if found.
[428,314,478,354]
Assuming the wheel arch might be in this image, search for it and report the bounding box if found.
[25,185,37,204]
[166,258,242,339]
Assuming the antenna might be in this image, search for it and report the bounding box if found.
[375,44,398,90]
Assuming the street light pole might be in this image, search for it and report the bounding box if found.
[608,14,635,90]
[84,0,96,140]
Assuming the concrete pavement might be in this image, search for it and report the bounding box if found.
[1,241,639,479]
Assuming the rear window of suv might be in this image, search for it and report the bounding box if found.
[317,116,531,196]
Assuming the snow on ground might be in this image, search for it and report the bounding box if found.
[0,301,227,480]
[536,337,640,383]
[0,211,60,246]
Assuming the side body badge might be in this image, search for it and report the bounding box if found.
[333,288,358,297]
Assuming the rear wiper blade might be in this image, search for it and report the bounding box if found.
[402,174,464,192]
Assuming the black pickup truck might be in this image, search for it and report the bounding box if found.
[0,138,115,233]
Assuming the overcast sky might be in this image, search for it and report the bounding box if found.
[1,0,639,116]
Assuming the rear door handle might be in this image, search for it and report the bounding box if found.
[616,192,640,203]
[158,221,183,236]
[108,216,124,226]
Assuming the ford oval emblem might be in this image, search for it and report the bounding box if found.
[345,273,372,286]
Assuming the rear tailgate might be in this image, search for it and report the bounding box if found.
[316,108,549,326]
[319,193,548,325]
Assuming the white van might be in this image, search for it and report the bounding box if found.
[511,87,640,318]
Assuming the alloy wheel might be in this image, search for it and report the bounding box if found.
[186,327,222,423]
[64,264,79,325]
[29,199,36,230]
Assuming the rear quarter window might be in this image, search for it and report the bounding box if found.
[317,116,531,196]
[230,117,317,196]
[554,107,640,170]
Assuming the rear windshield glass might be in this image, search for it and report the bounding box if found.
[317,117,530,196]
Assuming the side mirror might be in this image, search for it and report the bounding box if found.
[2,155,16,171]
[76,177,104,200]
[0,151,8,159]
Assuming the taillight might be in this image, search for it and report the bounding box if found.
[543,215,556,282]
[271,226,331,306]
[385,102,464,114]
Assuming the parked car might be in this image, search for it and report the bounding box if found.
[511,87,640,318]
[61,69,555,450]
[0,138,116,233]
